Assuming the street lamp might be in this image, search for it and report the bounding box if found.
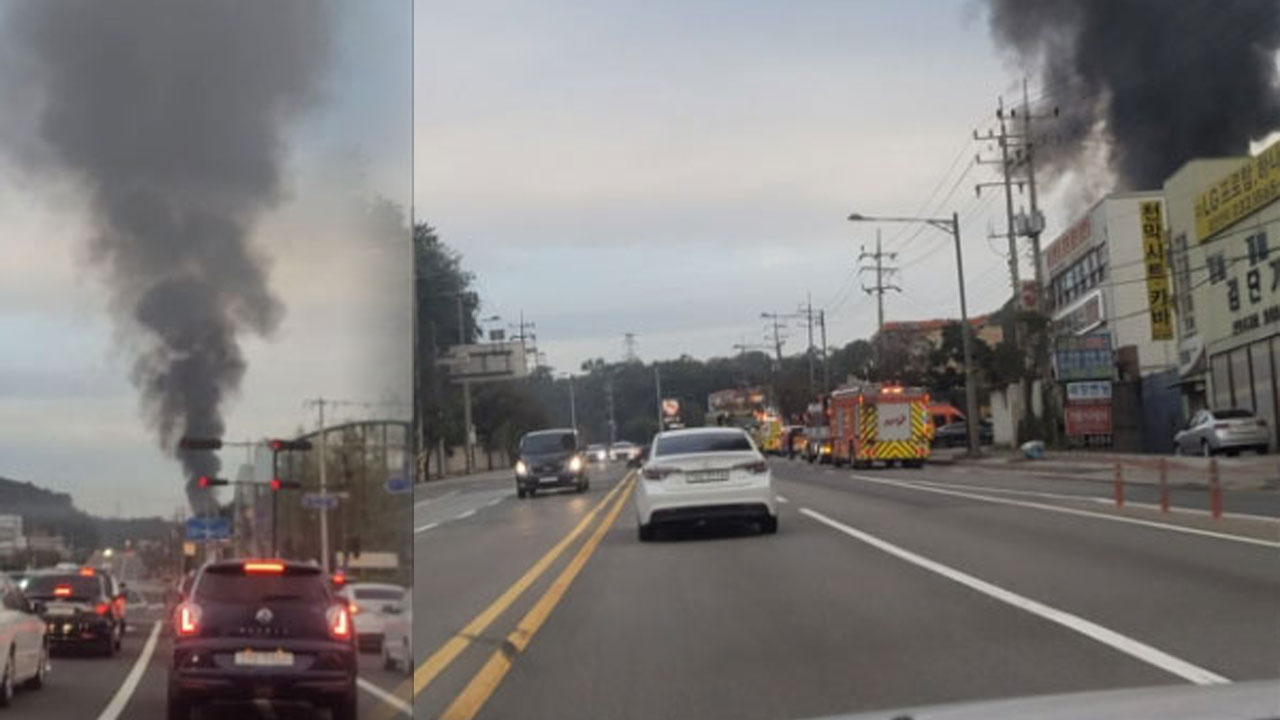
[847,211,980,456]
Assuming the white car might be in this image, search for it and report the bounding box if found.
[0,571,47,705]
[338,582,406,652]
[634,427,778,541]
[380,588,413,675]
[610,441,641,462]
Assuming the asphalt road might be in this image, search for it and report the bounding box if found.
[412,458,1279,720]
[5,592,413,719]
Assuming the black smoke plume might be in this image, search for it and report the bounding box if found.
[983,0,1280,191]
[0,2,332,512]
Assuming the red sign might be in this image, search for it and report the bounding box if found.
[1045,215,1094,276]
[1065,403,1112,436]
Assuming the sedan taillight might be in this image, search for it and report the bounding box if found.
[175,603,201,637]
[642,466,675,480]
[327,604,353,640]
[734,460,768,474]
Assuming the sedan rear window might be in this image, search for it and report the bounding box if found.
[655,432,752,456]
[194,567,329,604]
[354,587,403,601]
[1212,409,1254,419]
[24,575,102,599]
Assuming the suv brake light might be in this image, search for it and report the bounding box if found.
[175,603,202,637]
[54,585,72,597]
[327,604,352,640]
[243,561,285,574]
[94,602,111,616]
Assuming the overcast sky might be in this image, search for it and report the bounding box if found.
[0,2,412,518]
[415,0,1090,375]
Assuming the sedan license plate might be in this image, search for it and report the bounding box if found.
[687,470,729,483]
[540,476,560,485]
[234,649,294,668]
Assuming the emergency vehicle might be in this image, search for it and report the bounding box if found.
[757,413,784,454]
[829,383,931,468]
[802,397,833,463]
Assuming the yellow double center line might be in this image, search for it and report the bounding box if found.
[365,472,636,720]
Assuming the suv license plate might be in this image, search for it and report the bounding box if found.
[234,650,294,667]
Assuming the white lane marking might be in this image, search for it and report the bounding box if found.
[358,677,413,716]
[1082,498,1280,524]
[487,496,504,506]
[94,621,162,720]
[456,509,477,520]
[800,507,1231,685]
[414,489,458,508]
[776,495,790,504]
[849,473,1280,550]
[414,522,439,534]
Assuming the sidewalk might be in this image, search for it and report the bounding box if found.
[932,447,1280,490]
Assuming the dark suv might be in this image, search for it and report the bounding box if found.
[514,428,589,498]
[167,559,358,720]
[23,568,125,657]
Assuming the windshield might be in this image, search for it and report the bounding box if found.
[654,432,753,456]
[521,433,575,454]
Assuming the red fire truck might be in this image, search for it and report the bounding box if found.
[829,383,931,468]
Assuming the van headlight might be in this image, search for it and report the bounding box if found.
[568,456,583,472]
[515,460,528,476]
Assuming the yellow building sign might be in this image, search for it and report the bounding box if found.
[1195,138,1280,242]
[1141,201,1173,340]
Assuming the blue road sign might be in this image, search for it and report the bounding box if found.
[302,493,339,510]
[384,473,412,494]
[185,516,231,541]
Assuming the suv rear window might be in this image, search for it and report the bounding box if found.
[25,575,102,599]
[521,432,575,454]
[655,432,752,456]
[194,566,329,604]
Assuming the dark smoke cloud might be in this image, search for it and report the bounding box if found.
[0,2,332,512]
[984,0,1280,191]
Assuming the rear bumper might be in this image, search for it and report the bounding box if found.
[44,617,114,645]
[169,639,356,702]
[1212,430,1269,450]
[635,479,776,525]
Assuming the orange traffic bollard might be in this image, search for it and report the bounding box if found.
[1113,462,1124,508]
[1158,457,1169,513]
[1209,457,1222,520]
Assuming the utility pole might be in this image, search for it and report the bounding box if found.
[805,293,816,397]
[654,364,664,432]
[974,96,1023,298]
[303,398,331,574]
[948,212,981,456]
[858,230,900,377]
[605,376,617,448]
[1021,77,1046,306]
[819,310,829,393]
[567,374,577,429]
[623,333,639,363]
[761,312,787,367]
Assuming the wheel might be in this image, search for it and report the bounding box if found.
[637,522,655,542]
[1201,440,1213,457]
[24,642,46,690]
[516,488,527,499]
[0,650,13,708]
[166,692,190,720]
[330,689,358,720]
[100,633,116,658]
[382,640,395,671]
[401,639,412,676]
[760,515,778,534]
[528,488,536,498]
[1173,442,1183,456]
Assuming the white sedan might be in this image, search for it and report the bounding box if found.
[0,571,46,705]
[380,588,413,675]
[338,582,407,652]
[634,427,778,541]
[610,441,641,462]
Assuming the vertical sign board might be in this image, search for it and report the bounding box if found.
[1140,201,1174,340]
[1065,380,1113,437]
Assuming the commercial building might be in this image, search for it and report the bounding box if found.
[1165,139,1280,448]
[1041,192,1181,450]
[0,514,23,559]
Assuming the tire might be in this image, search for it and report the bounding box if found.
[24,642,46,690]
[382,640,395,671]
[1258,446,1269,456]
[330,689,358,720]
[0,650,13,708]
[760,515,778,535]
[1201,440,1213,457]
[516,488,527,499]
[637,522,655,542]
[100,633,116,658]
[401,639,412,676]
[166,692,190,720]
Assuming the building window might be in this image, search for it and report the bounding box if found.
[1208,252,1227,284]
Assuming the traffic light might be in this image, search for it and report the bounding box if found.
[178,437,223,451]
[270,478,302,491]
[197,476,230,488]
[269,438,313,452]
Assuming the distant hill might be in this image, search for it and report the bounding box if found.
[0,475,175,555]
